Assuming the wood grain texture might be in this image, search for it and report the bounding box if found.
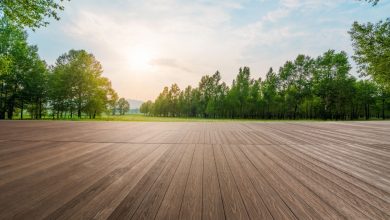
[0,120,389,219]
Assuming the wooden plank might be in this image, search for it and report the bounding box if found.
[43,143,161,220]
[279,143,390,204]
[130,144,187,220]
[202,144,225,220]
[179,144,204,220]
[155,144,195,219]
[222,144,273,219]
[107,144,178,219]
[239,144,324,219]
[10,144,143,219]
[73,144,170,220]
[262,144,390,219]
[228,144,297,220]
[213,144,249,220]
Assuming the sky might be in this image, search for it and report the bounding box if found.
[27,0,390,101]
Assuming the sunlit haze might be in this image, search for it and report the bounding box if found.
[27,0,390,101]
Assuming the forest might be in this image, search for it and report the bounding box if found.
[1,0,389,120]
[140,51,389,120]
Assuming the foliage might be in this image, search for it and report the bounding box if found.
[349,18,390,88]
[0,19,124,120]
[0,18,48,119]
[117,98,130,115]
[143,51,389,120]
[49,49,120,119]
[0,0,68,29]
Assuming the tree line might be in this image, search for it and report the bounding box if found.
[141,49,389,120]
[0,18,129,119]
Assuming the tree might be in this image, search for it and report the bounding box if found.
[354,80,378,119]
[0,17,49,119]
[168,84,180,116]
[313,50,354,119]
[229,67,251,118]
[278,55,314,119]
[50,49,114,119]
[0,0,68,29]
[107,88,118,115]
[117,98,129,115]
[349,19,390,88]
[140,100,153,115]
[261,68,278,119]
[21,49,48,119]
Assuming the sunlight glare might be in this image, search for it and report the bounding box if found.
[127,46,154,71]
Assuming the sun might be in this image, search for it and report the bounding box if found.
[127,46,154,71]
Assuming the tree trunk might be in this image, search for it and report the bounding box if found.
[39,98,42,119]
[0,82,4,119]
[7,101,13,119]
[78,95,82,118]
[78,107,81,118]
[20,100,23,120]
[382,97,385,120]
[293,104,298,120]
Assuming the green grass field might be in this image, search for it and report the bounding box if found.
[12,114,365,122]
[12,113,388,122]
[47,114,277,122]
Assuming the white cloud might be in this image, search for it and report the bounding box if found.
[60,1,254,99]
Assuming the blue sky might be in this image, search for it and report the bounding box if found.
[27,0,390,100]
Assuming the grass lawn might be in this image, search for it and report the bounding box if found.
[11,113,388,122]
[10,114,339,122]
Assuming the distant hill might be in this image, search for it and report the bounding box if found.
[127,99,144,110]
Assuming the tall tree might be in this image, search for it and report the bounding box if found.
[313,50,354,119]
[50,49,114,118]
[229,67,251,118]
[0,18,48,119]
[279,55,314,119]
[261,68,278,119]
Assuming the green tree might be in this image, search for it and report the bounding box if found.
[0,0,68,29]
[168,84,180,116]
[229,67,251,118]
[350,19,390,88]
[117,98,129,115]
[140,100,153,115]
[354,80,378,119]
[21,49,48,119]
[107,86,118,115]
[50,49,113,119]
[278,55,314,119]
[261,68,278,119]
[0,18,49,119]
[313,50,354,119]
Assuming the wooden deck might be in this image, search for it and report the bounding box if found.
[0,121,389,219]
